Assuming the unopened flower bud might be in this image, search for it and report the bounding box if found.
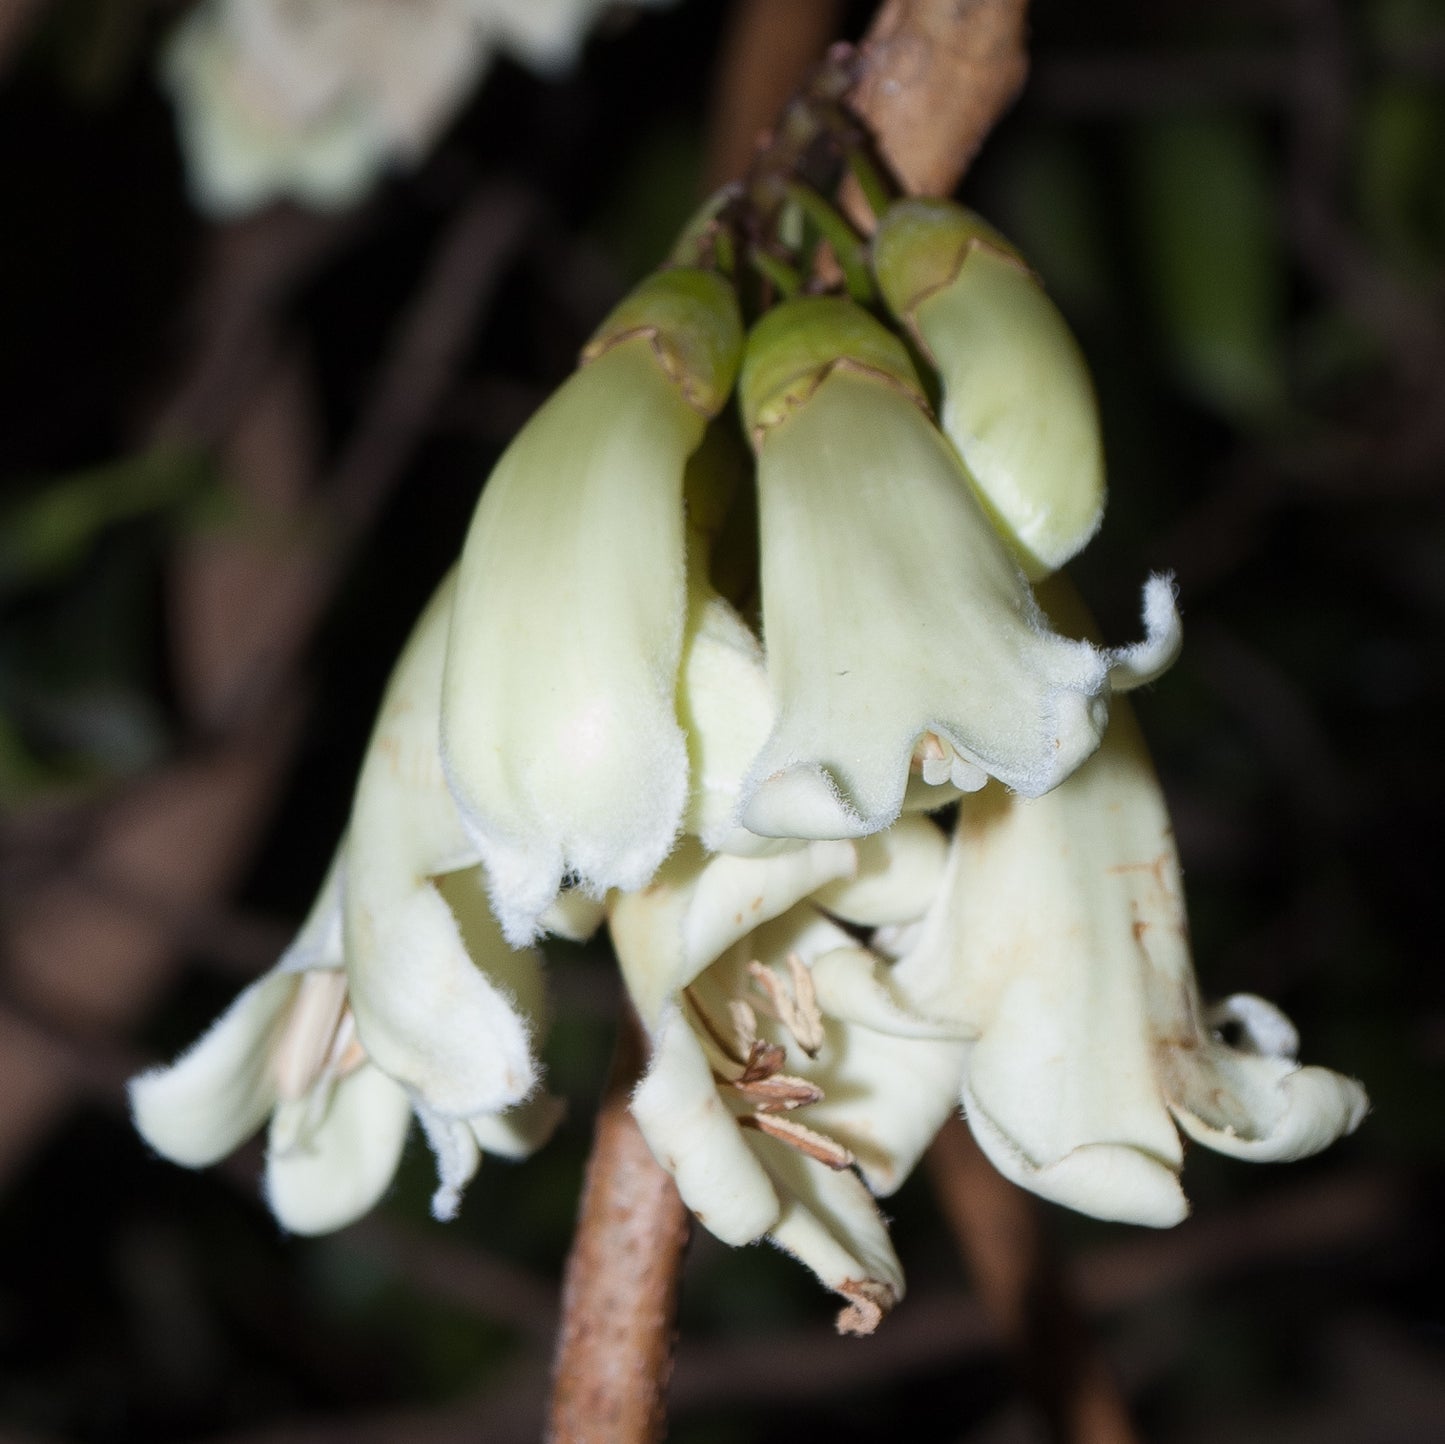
[874,199,1105,580]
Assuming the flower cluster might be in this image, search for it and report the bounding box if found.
[132,195,1366,1333]
[163,0,678,216]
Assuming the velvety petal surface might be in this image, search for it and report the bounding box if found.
[442,339,702,942]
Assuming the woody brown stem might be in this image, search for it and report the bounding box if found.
[927,1118,1140,1444]
[546,1012,691,1444]
[850,0,1032,202]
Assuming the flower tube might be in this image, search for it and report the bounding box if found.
[736,297,1177,843]
[893,581,1368,1225]
[442,268,744,943]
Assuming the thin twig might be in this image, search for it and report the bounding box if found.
[546,1012,691,1444]
[703,0,846,190]
[927,1119,1140,1444]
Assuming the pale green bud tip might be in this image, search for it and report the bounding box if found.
[738,297,926,442]
[582,268,744,417]
[872,198,1025,320]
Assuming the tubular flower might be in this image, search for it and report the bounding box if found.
[129,850,562,1232]
[609,827,968,1334]
[131,577,562,1227]
[735,297,1179,843]
[873,199,1106,580]
[442,269,744,944]
[893,583,1368,1226]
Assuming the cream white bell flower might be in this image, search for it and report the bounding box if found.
[873,199,1106,580]
[162,0,681,217]
[480,0,679,77]
[442,270,744,944]
[129,846,562,1233]
[735,297,1179,844]
[162,0,493,217]
[894,582,1368,1226]
[611,832,969,1333]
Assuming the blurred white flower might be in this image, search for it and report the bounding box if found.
[163,0,677,216]
[894,582,1368,1226]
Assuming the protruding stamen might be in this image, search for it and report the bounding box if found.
[741,1112,855,1169]
[728,998,759,1055]
[749,954,826,1056]
[731,1073,825,1112]
[737,1038,788,1083]
[915,732,949,784]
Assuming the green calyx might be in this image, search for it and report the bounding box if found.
[872,199,1027,323]
[738,297,926,443]
[582,268,744,418]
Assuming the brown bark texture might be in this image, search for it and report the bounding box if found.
[546,1016,692,1444]
[851,0,1031,201]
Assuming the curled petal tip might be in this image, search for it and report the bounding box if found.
[966,1094,1190,1228]
[1109,574,1182,692]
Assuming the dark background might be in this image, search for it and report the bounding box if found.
[1,1,1442,1440]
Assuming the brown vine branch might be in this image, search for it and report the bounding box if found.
[850,0,1031,202]
[546,1012,691,1444]
[927,1119,1140,1444]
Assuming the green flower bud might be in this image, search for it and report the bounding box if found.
[738,297,926,441]
[874,199,1105,580]
[583,267,745,417]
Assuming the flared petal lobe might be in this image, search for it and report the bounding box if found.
[130,969,298,1168]
[443,269,743,943]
